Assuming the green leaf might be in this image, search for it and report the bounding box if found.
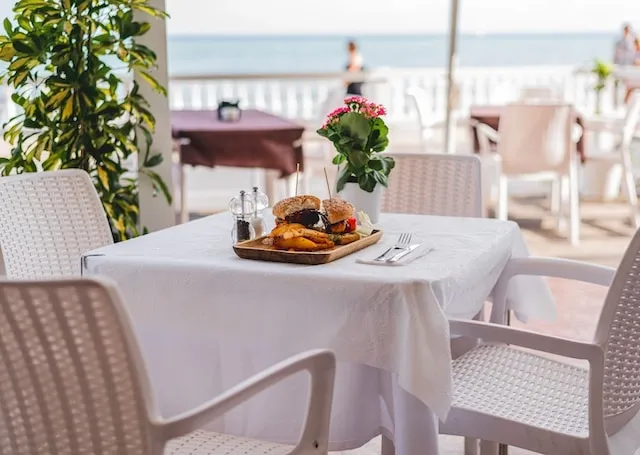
[331,154,346,165]
[358,173,377,192]
[61,96,74,121]
[12,40,34,54]
[144,153,163,167]
[348,149,369,168]
[3,18,12,36]
[97,166,109,190]
[339,112,371,143]
[139,71,167,96]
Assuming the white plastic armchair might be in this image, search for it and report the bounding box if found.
[476,103,582,245]
[0,169,113,278]
[382,153,483,217]
[0,277,336,455]
[441,227,640,455]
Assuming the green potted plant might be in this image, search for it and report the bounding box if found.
[317,96,394,222]
[0,0,171,241]
[592,59,613,114]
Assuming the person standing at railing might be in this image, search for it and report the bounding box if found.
[614,23,637,103]
[345,40,364,96]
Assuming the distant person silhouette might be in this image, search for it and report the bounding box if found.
[345,40,364,96]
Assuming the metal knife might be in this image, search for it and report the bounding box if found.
[386,244,420,263]
[374,246,401,261]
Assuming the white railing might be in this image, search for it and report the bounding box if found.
[168,66,622,125]
[0,65,623,130]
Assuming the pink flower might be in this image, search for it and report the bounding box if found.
[319,97,387,130]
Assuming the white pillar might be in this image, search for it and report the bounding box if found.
[135,0,175,231]
[443,0,460,155]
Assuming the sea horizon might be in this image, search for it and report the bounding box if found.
[165,32,618,76]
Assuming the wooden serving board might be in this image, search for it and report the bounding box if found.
[233,230,383,265]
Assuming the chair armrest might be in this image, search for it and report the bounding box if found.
[490,257,614,324]
[449,318,603,361]
[155,349,336,448]
[473,122,499,155]
[502,257,615,286]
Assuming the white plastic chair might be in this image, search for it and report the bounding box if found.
[477,103,581,245]
[586,92,640,228]
[0,169,113,278]
[405,86,450,151]
[440,226,640,455]
[0,277,336,455]
[382,153,483,217]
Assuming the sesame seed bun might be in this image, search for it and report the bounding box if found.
[322,198,355,225]
[272,195,321,220]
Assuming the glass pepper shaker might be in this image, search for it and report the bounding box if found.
[250,186,269,237]
[229,190,255,243]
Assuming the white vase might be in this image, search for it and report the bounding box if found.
[338,182,383,224]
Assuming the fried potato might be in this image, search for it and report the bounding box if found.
[274,237,334,251]
[269,223,330,242]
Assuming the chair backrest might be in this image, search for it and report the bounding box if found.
[496,103,574,175]
[406,86,433,130]
[382,153,483,217]
[0,170,113,278]
[621,92,640,151]
[594,227,640,425]
[0,278,154,454]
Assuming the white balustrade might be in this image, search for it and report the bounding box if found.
[167,66,623,126]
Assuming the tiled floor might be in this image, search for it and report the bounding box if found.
[333,197,630,454]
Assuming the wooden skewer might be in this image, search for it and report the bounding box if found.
[295,163,300,196]
[324,167,332,199]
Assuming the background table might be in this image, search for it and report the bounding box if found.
[469,105,586,162]
[82,213,555,454]
[171,109,305,219]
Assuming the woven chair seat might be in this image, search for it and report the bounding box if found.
[452,344,590,437]
[166,430,294,455]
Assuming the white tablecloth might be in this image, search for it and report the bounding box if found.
[82,213,554,453]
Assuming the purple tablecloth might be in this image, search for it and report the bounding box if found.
[172,109,305,176]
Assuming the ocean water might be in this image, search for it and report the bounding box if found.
[166,33,619,75]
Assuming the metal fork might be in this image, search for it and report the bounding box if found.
[374,233,413,261]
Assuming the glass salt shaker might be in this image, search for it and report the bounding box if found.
[229,190,255,243]
[250,186,269,237]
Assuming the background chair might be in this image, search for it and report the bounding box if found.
[0,169,113,278]
[477,103,580,245]
[585,92,640,229]
[382,153,483,217]
[0,277,336,454]
[441,226,640,455]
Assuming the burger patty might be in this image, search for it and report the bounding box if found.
[328,220,348,233]
[283,209,330,230]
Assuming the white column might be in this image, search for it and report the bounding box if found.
[443,0,460,155]
[135,0,175,231]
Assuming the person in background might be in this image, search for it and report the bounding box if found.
[345,40,364,96]
[615,24,636,103]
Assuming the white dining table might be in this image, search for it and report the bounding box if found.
[82,212,555,454]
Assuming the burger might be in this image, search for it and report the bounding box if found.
[322,198,360,245]
[272,195,325,229]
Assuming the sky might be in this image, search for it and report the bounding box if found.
[163,0,640,35]
[0,0,639,35]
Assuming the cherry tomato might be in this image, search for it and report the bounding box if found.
[346,217,357,232]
